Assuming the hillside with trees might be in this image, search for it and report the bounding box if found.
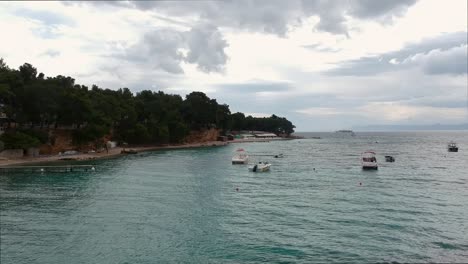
[0,59,295,150]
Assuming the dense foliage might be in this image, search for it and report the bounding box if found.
[0,131,40,149]
[0,59,295,147]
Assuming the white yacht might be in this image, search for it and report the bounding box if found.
[232,148,249,164]
[361,151,378,170]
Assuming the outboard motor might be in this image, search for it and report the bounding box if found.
[253,165,257,172]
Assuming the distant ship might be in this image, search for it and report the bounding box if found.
[335,130,356,136]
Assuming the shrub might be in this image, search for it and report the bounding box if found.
[72,124,108,145]
[19,129,49,144]
[122,124,151,144]
[0,132,41,149]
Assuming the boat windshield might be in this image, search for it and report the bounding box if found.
[363,157,376,162]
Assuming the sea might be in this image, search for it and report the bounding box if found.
[1,131,467,263]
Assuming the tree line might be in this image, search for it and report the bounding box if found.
[0,59,295,149]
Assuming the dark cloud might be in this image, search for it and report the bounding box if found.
[185,23,228,73]
[78,0,418,36]
[129,0,301,36]
[121,24,228,74]
[124,29,186,74]
[73,0,418,78]
[415,45,467,75]
[348,0,417,20]
[326,31,468,76]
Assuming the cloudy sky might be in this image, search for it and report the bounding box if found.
[0,0,466,131]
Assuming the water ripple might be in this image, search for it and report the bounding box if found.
[1,132,468,263]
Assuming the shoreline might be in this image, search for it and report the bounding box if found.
[0,138,294,167]
[0,141,228,167]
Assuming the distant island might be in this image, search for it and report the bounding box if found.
[0,59,295,160]
[353,123,468,131]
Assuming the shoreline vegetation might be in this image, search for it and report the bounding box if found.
[0,60,296,167]
[0,138,291,167]
[0,141,226,167]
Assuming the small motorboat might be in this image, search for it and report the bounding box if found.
[248,162,271,172]
[121,149,137,154]
[385,155,395,162]
[361,151,378,170]
[448,142,458,152]
[232,148,249,164]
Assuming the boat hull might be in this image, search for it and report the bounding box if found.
[361,151,378,170]
[232,160,248,164]
[248,164,271,172]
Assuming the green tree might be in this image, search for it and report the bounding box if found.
[0,131,40,149]
[0,60,296,148]
[19,63,37,84]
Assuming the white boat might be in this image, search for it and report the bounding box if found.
[361,151,378,170]
[448,142,458,152]
[232,148,249,164]
[336,130,356,136]
[248,162,271,172]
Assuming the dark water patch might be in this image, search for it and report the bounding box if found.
[374,207,433,216]
[432,241,467,250]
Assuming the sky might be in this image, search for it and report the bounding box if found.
[0,0,467,131]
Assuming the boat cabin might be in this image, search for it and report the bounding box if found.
[448,142,458,152]
[361,151,378,170]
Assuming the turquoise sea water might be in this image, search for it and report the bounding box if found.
[1,131,468,263]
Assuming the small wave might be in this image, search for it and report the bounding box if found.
[432,241,466,250]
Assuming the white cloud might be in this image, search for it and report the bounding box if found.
[359,102,467,122]
[0,0,466,131]
[296,103,467,124]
